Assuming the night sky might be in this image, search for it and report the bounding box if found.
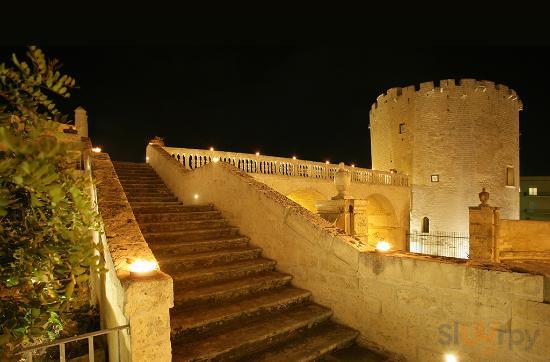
[1,45,548,175]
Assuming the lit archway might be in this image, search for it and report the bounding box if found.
[364,194,401,249]
[286,189,328,213]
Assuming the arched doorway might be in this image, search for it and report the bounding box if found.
[364,194,402,249]
[286,189,328,213]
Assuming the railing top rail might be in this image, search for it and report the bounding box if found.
[162,146,409,184]
[16,324,130,354]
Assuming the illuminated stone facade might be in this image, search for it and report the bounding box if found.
[370,79,522,233]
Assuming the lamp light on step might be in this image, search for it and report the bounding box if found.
[209,147,215,151]
[255,151,260,156]
[91,147,102,153]
[292,156,297,160]
[376,241,391,252]
[212,157,220,163]
[444,353,458,362]
[128,259,159,277]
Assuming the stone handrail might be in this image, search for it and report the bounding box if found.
[91,152,173,362]
[163,146,408,187]
[146,144,549,361]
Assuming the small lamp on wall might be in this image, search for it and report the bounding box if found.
[128,258,159,277]
[376,240,391,252]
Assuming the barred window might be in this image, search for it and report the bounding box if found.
[422,217,430,233]
[506,166,515,186]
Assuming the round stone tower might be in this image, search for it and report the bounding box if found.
[369,79,522,233]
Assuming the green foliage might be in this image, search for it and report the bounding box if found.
[0,46,101,357]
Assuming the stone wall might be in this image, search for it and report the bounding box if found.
[499,220,550,252]
[498,219,550,261]
[91,153,173,362]
[147,144,550,361]
[251,173,410,250]
[370,79,522,233]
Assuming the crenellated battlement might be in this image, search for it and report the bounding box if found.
[370,78,523,112]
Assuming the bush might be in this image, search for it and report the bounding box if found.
[0,46,102,358]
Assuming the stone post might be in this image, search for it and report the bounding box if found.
[74,106,88,138]
[469,188,500,262]
[149,136,165,146]
[316,162,369,244]
[122,275,173,362]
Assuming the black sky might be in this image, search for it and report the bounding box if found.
[1,45,548,175]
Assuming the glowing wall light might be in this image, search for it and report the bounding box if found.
[91,147,102,153]
[128,259,159,277]
[376,241,391,252]
[444,354,458,362]
[194,194,199,200]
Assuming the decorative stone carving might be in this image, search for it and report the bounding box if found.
[149,136,165,146]
[479,187,489,206]
[74,106,88,138]
[333,162,351,200]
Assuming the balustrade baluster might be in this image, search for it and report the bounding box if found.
[162,147,408,187]
[59,343,66,362]
[88,336,95,362]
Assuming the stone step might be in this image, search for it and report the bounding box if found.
[143,226,240,242]
[171,287,312,343]
[121,182,170,188]
[248,322,359,362]
[138,218,228,233]
[112,162,150,170]
[113,164,154,170]
[131,204,214,214]
[135,210,222,223]
[121,183,168,190]
[114,168,157,175]
[171,303,332,361]
[126,195,179,203]
[124,187,174,198]
[169,257,276,287]
[173,271,293,308]
[118,176,164,183]
[158,247,263,273]
[130,201,183,208]
[120,181,167,188]
[322,344,390,361]
[117,173,159,179]
[149,236,250,256]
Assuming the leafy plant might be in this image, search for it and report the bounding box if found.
[0,46,101,358]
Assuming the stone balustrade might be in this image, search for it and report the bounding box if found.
[147,144,550,361]
[163,146,408,187]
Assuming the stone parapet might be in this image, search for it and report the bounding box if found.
[370,78,522,113]
[147,144,550,361]
[91,152,173,362]
[163,145,409,187]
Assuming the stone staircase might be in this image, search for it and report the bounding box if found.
[113,161,385,362]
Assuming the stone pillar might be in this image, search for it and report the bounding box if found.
[316,162,369,243]
[316,198,369,243]
[149,136,165,146]
[75,106,88,138]
[123,275,173,362]
[469,188,500,262]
